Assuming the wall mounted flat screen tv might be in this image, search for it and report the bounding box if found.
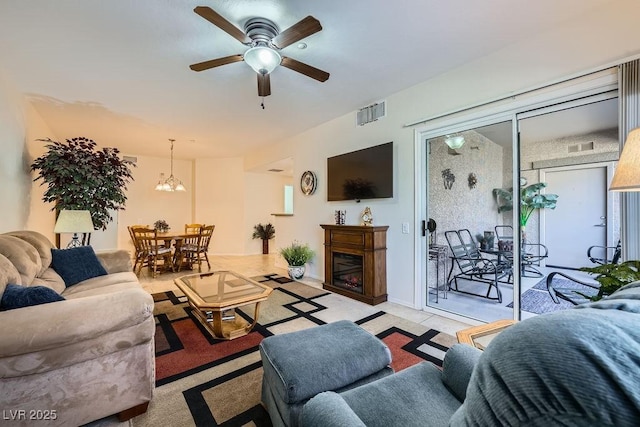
[327,142,393,201]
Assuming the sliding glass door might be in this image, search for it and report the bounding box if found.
[424,118,517,322]
[420,93,619,323]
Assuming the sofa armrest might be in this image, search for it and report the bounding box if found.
[442,343,483,401]
[301,392,366,427]
[0,287,153,358]
[96,249,133,274]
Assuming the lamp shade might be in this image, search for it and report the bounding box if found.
[243,46,281,75]
[610,128,640,191]
[54,210,95,233]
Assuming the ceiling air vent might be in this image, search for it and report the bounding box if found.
[356,101,386,126]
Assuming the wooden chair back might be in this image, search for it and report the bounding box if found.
[131,226,173,277]
[199,225,215,251]
[185,223,204,234]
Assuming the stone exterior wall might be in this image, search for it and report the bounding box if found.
[428,130,507,246]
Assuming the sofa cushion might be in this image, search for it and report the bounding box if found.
[340,362,461,426]
[51,246,108,287]
[0,254,22,295]
[0,284,65,311]
[31,268,66,294]
[451,301,640,425]
[260,320,392,404]
[4,231,55,275]
[61,272,140,298]
[0,235,42,286]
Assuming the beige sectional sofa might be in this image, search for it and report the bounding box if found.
[0,230,155,426]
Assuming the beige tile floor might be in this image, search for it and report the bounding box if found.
[138,253,473,337]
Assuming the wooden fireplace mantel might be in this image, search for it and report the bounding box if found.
[320,224,388,305]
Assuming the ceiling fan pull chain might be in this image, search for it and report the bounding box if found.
[261,97,265,110]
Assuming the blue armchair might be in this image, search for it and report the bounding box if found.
[301,283,640,426]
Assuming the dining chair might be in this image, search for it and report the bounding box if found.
[185,223,204,234]
[177,225,215,272]
[132,226,174,277]
[128,225,149,272]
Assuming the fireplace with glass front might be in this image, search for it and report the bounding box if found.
[320,224,388,305]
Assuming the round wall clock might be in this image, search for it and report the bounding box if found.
[300,171,317,195]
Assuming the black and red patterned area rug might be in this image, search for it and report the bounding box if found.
[133,274,456,427]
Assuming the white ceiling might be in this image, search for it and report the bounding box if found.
[0,0,615,160]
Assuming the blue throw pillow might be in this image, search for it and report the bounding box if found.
[51,246,108,287]
[1,284,65,311]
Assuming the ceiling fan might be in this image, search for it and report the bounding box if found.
[190,6,330,99]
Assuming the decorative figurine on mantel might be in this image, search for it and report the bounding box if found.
[361,207,373,226]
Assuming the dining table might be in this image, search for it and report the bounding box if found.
[156,230,201,270]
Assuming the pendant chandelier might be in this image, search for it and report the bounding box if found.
[155,139,186,192]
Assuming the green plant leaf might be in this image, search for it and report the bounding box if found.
[279,241,315,266]
[31,137,135,230]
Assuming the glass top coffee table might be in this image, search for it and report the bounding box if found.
[174,271,273,340]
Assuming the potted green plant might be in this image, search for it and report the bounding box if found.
[279,241,315,280]
[252,223,275,254]
[492,182,558,241]
[154,220,170,232]
[31,137,135,245]
[579,260,640,301]
[475,232,495,250]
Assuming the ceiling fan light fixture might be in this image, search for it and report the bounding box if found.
[445,135,465,150]
[243,45,281,75]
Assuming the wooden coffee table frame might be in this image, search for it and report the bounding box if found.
[175,271,272,340]
[456,319,516,350]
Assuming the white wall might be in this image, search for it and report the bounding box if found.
[244,172,292,255]
[0,74,30,232]
[194,157,246,255]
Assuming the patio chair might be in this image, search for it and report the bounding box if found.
[587,240,621,265]
[494,225,548,277]
[545,271,600,305]
[444,229,511,303]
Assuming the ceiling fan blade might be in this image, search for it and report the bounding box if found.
[258,74,271,97]
[189,54,244,72]
[194,6,251,44]
[281,57,330,82]
[272,16,322,49]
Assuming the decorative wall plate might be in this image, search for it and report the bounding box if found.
[300,170,317,195]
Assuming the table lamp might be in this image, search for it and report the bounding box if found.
[54,210,95,248]
[610,128,640,191]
